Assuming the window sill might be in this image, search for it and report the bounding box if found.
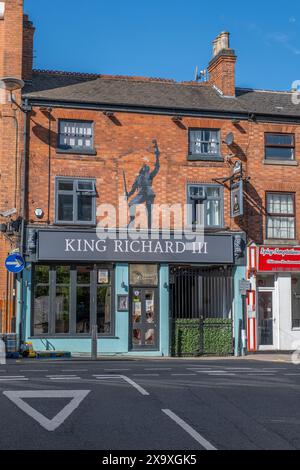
[56,148,97,156]
[263,239,297,246]
[29,335,119,340]
[263,159,298,166]
[53,222,97,228]
[187,154,224,162]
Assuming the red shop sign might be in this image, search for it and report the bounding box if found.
[258,246,300,272]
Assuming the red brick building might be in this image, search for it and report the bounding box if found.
[1,0,300,354]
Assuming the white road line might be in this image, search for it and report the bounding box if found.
[162,409,217,451]
[284,373,300,376]
[171,374,197,376]
[144,368,172,371]
[49,377,81,381]
[133,374,159,377]
[20,370,49,373]
[93,375,122,379]
[208,373,236,376]
[92,374,150,396]
[194,370,223,374]
[0,376,26,378]
[247,374,275,376]
[46,375,78,377]
[120,375,150,396]
[0,378,29,381]
[103,369,131,372]
[61,369,88,372]
[3,390,90,432]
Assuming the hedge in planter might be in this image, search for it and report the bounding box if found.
[172,320,202,357]
[203,319,233,356]
[172,318,233,357]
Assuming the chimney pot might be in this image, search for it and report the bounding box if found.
[219,31,230,51]
[208,31,237,97]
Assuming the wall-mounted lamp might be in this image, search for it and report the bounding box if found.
[0,77,31,112]
[172,115,183,123]
[103,111,115,118]
[121,281,127,289]
[232,119,240,125]
[39,106,53,113]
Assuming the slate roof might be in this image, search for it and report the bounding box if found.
[22,70,300,119]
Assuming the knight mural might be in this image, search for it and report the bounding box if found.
[124,140,160,230]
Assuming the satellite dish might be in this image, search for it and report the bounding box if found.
[224,132,234,146]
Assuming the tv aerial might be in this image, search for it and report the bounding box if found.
[194,66,207,82]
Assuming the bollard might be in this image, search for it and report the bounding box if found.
[0,337,6,365]
[91,325,98,361]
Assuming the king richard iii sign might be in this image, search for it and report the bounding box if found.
[36,230,239,264]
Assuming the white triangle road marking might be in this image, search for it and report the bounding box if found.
[3,390,90,432]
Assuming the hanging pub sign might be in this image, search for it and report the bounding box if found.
[230,179,244,218]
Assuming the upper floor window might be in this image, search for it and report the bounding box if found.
[188,129,221,161]
[187,184,223,229]
[58,120,94,154]
[265,133,295,161]
[56,178,96,225]
[266,192,295,239]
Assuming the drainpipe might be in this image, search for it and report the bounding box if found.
[18,98,30,345]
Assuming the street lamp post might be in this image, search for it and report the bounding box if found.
[0,76,29,340]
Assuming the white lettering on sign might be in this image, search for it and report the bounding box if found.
[65,239,76,252]
[260,247,300,257]
[64,238,213,256]
[95,240,107,252]
[192,242,208,254]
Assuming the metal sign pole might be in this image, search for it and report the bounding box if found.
[241,295,247,356]
[91,325,98,361]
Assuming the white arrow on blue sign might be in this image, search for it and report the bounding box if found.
[5,253,25,273]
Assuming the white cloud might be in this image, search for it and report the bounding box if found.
[266,32,300,55]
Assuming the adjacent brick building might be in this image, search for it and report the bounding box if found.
[1,0,300,354]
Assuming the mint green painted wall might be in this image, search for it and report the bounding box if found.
[233,265,246,356]
[159,264,169,356]
[25,263,169,356]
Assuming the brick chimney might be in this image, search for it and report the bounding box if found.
[208,32,237,97]
[0,1,35,82]
[22,13,35,81]
[0,0,24,79]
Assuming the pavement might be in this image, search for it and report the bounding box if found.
[1,357,300,450]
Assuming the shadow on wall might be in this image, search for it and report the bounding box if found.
[243,181,265,244]
[32,122,58,148]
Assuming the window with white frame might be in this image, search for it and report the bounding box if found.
[187,184,223,228]
[266,193,295,239]
[189,129,220,159]
[58,120,94,152]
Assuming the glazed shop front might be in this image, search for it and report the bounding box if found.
[18,229,246,356]
[249,246,300,352]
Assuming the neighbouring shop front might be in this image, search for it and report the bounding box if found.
[17,229,246,356]
[249,246,300,351]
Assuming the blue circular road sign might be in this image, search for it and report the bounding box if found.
[5,253,25,273]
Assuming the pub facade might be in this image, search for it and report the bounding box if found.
[2,1,300,356]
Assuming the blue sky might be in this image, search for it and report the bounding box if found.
[24,0,300,91]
